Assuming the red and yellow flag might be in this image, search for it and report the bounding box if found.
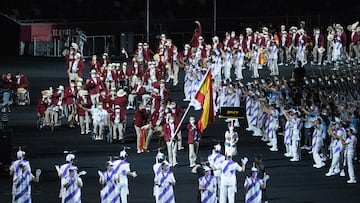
[194,70,215,132]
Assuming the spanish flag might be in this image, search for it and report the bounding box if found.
[194,70,215,132]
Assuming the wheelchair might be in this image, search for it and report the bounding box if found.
[14,88,30,106]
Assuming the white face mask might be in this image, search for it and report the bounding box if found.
[98,105,103,109]
[190,120,195,124]
[91,74,96,78]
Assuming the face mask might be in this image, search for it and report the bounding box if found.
[91,74,96,78]
[98,105,103,109]
[165,109,169,113]
[70,50,74,54]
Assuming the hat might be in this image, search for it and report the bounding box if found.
[120,149,127,158]
[246,27,253,33]
[212,36,219,41]
[214,144,221,152]
[114,105,120,109]
[335,117,341,123]
[41,90,50,96]
[69,166,78,171]
[152,88,159,94]
[106,161,114,166]
[184,44,190,48]
[57,85,64,91]
[71,43,79,50]
[116,89,127,97]
[156,151,165,160]
[17,148,25,159]
[251,167,258,172]
[66,154,75,162]
[161,160,170,166]
[348,127,357,134]
[90,69,96,74]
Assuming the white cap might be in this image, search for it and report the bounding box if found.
[17,148,25,159]
[120,149,127,158]
[251,167,258,172]
[203,166,211,172]
[66,154,75,162]
[156,152,165,160]
[214,144,221,152]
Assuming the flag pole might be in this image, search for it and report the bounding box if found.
[174,68,212,136]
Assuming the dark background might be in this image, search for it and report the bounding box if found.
[1,0,360,57]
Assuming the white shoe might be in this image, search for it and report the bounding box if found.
[290,158,299,162]
[267,142,273,146]
[325,172,335,176]
[308,151,313,154]
[246,127,252,131]
[270,148,278,152]
[347,179,357,184]
[284,153,292,157]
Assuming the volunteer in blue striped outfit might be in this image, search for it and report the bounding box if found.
[218,154,248,203]
[326,118,346,177]
[154,160,176,203]
[55,153,76,200]
[11,160,41,203]
[198,166,217,203]
[207,144,225,199]
[342,127,358,184]
[311,117,326,168]
[98,161,120,203]
[153,151,165,203]
[112,149,137,203]
[244,167,269,203]
[62,166,83,203]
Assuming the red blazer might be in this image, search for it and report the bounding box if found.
[89,60,101,72]
[64,86,77,105]
[313,33,325,48]
[187,123,201,144]
[112,96,128,120]
[68,59,84,78]
[1,77,14,90]
[149,110,160,126]
[144,67,162,82]
[15,75,29,89]
[190,23,202,48]
[351,32,359,45]
[133,109,147,127]
[86,77,103,95]
[143,48,155,62]
[37,98,48,115]
[150,94,161,112]
[159,86,170,102]
[116,70,127,81]
[110,112,123,123]
[163,122,179,142]
[65,54,75,69]
[131,84,146,96]
[102,69,117,81]
[76,96,92,116]
[99,94,111,110]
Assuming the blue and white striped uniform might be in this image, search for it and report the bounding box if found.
[199,175,217,203]
[244,177,264,203]
[112,159,130,203]
[59,163,73,198]
[63,176,82,203]
[12,165,34,203]
[155,170,176,203]
[100,171,120,203]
